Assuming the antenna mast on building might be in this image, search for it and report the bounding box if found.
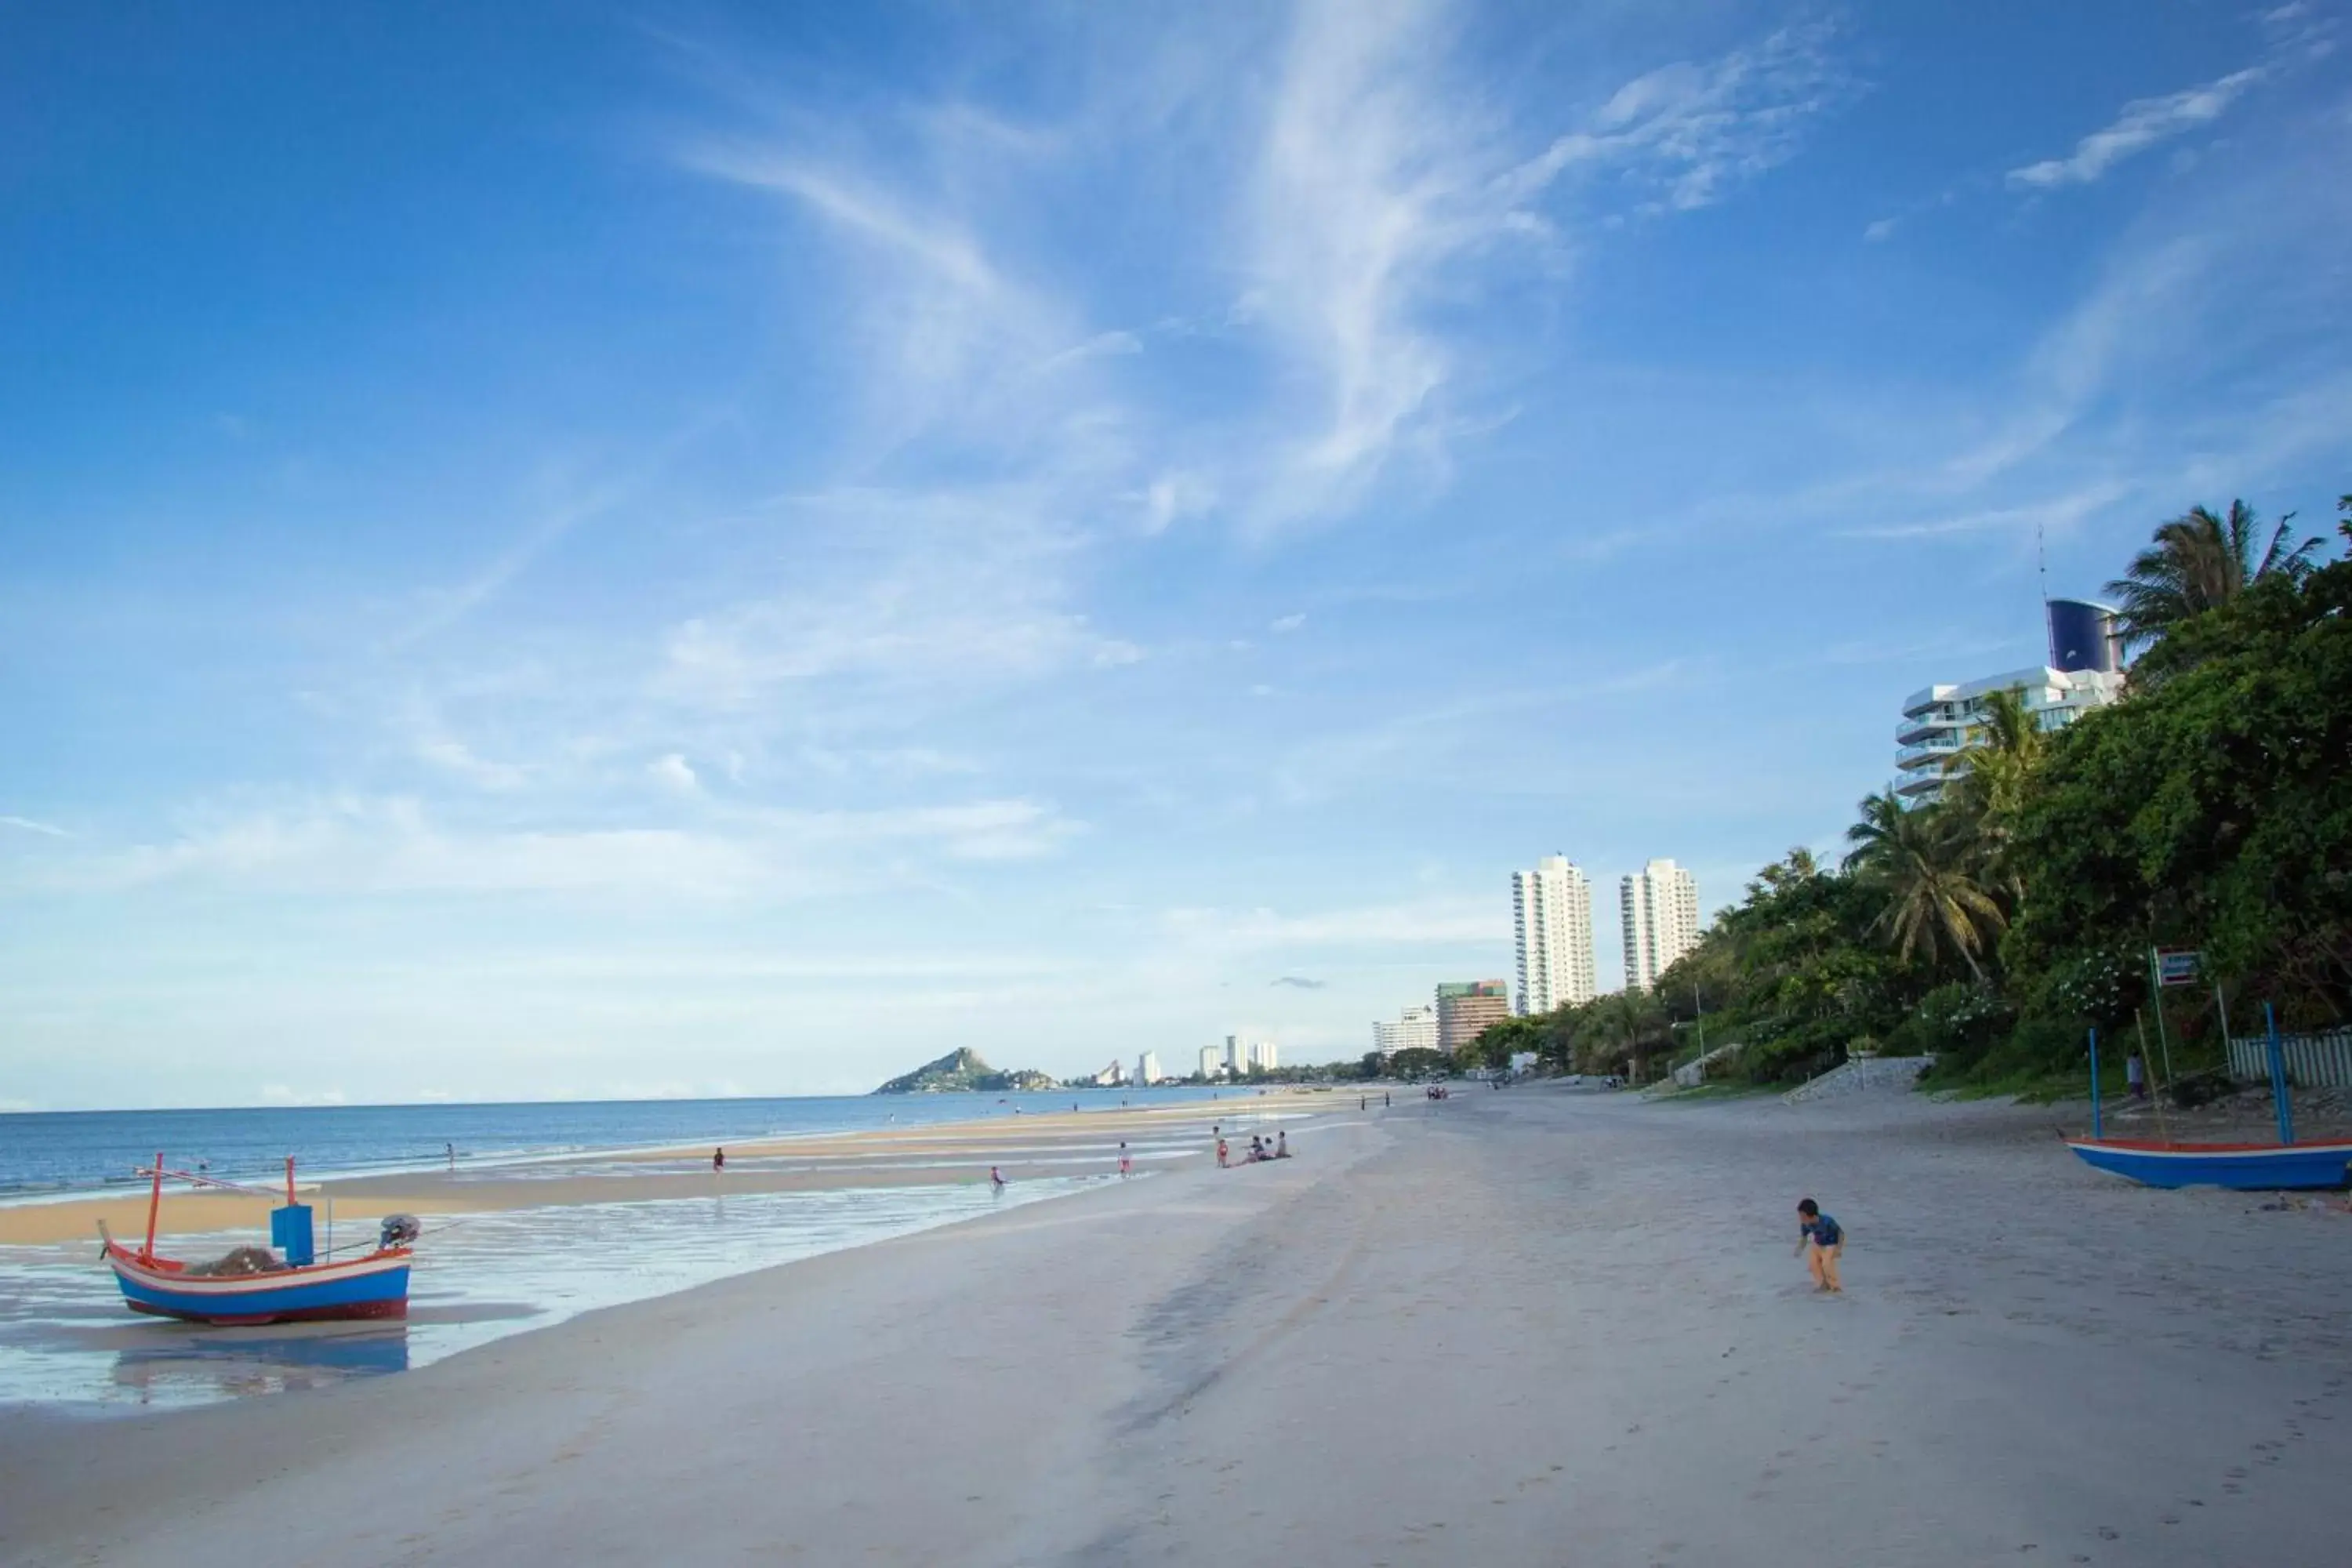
[2037,521,2055,667]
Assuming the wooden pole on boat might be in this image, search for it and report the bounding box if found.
[2265,1004,2294,1147]
[141,1151,164,1264]
[285,1155,296,1207]
[2088,1028,2102,1140]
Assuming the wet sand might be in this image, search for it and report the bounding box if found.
[0,1091,1329,1247]
[4,1084,2347,1566]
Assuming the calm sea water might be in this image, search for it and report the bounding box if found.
[0,1087,1229,1196]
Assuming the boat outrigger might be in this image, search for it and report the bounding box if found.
[99,1154,416,1325]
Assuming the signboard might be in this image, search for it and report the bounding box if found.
[2154,948,2202,987]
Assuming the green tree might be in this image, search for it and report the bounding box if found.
[1844,789,2006,982]
[2104,499,2321,657]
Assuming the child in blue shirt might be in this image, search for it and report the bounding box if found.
[1795,1198,1843,1293]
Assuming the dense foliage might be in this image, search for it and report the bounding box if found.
[1468,493,2350,1089]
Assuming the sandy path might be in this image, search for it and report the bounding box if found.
[4,1087,2347,1566]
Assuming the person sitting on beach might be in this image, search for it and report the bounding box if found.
[1275,1131,1289,1159]
[713,1147,725,1172]
[1795,1199,1843,1294]
[1247,1135,1267,1162]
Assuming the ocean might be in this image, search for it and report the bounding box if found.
[0,1084,1254,1412]
[0,1087,1226,1196]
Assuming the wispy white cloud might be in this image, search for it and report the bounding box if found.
[651,753,701,794]
[1164,896,1506,951]
[662,485,1133,707]
[2008,67,2266,190]
[1506,20,1849,214]
[1269,612,1307,633]
[1243,4,1848,528]
[0,815,69,837]
[42,791,1079,898]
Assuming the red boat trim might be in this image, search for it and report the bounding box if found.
[2067,1138,2352,1156]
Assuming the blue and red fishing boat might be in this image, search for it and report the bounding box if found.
[2063,1136,2352,1191]
[99,1154,415,1325]
[2066,1011,2352,1192]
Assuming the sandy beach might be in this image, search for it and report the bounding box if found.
[4,1083,2348,1566]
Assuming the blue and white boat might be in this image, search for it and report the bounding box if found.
[2063,1137,2352,1192]
[2066,1012,2352,1192]
[99,1155,414,1326]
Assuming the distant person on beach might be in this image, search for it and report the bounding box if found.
[1216,1138,1229,1168]
[1359,1095,1367,1110]
[2126,1054,2147,1099]
[713,1147,725,1172]
[445,1142,455,1171]
[1795,1199,1843,1293]
[990,1166,1006,1192]
[1118,1142,1132,1178]
[1276,1131,1289,1159]
[1384,1091,1391,1108]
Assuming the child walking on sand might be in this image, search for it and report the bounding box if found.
[1795,1199,1843,1293]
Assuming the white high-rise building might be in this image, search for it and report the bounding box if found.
[1511,855,1597,1015]
[1248,1040,1278,1073]
[1621,858,1700,993]
[1199,1044,1223,1080]
[1896,600,2125,804]
[1224,1034,1242,1075]
[1136,1051,1161,1085]
[1372,1004,1440,1057]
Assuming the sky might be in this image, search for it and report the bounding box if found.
[2,2,2347,1110]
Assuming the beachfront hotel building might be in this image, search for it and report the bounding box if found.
[1436,980,1512,1054]
[1621,859,1700,993]
[1372,1004,1440,1058]
[1135,1051,1161,1085]
[1198,1044,1222,1080]
[1896,600,2125,804]
[1224,1034,1243,1075]
[1248,1040,1279,1073]
[1511,855,1597,1015]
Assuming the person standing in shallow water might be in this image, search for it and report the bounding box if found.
[1117,1142,1132,1178]
[1795,1199,1842,1293]
[713,1147,724,1173]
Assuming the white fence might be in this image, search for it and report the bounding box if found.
[2226,1027,2352,1089]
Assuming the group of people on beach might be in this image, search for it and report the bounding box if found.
[1214,1127,1287,1167]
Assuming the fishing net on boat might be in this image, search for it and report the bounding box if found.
[183,1246,288,1277]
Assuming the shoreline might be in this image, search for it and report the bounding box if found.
[0,1089,1336,1247]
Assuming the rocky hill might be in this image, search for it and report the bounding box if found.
[871,1047,1057,1095]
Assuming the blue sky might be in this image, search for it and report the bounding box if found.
[2,2,2347,1109]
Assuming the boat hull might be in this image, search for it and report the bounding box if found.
[2067,1138,2352,1191]
[104,1244,412,1326]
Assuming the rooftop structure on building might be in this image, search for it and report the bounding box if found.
[1436,979,1512,1054]
[1511,855,1597,1015]
[1895,600,2125,804]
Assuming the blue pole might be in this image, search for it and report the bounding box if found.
[2087,1026,2102,1140]
[2264,1003,2293,1146]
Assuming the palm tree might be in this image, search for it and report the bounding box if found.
[1940,687,2045,894]
[2105,499,2321,655]
[1843,789,2007,982]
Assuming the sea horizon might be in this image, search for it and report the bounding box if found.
[0,1083,1252,1198]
